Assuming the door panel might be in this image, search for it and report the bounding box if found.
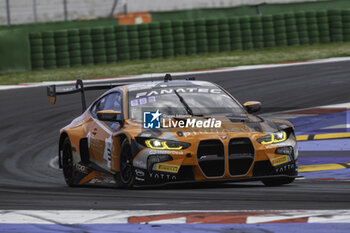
[88,121,112,167]
[88,92,123,171]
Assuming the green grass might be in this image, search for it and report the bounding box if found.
[1,42,350,85]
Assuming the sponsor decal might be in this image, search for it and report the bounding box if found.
[139,133,152,137]
[135,169,145,177]
[88,177,115,184]
[270,155,289,166]
[275,163,295,173]
[131,96,156,106]
[155,163,180,173]
[149,172,177,180]
[103,136,113,169]
[149,150,183,155]
[135,177,145,182]
[75,163,88,174]
[136,88,222,98]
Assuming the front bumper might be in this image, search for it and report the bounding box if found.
[133,173,301,188]
[133,160,298,186]
[132,136,298,186]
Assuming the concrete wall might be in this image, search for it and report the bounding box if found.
[128,0,322,12]
[0,0,323,25]
[0,0,119,25]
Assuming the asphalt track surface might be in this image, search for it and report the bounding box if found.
[0,60,350,210]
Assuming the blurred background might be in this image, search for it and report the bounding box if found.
[1,0,350,80]
[1,0,330,25]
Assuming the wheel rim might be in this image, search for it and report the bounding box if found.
[120,145,133,183]
[62,142,73,181]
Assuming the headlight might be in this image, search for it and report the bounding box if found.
[257,131,287,145]
[142,138,190,150]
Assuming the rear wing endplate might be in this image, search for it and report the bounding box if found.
[47,79,129,113]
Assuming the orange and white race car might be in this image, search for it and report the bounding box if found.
[47,75,298,188]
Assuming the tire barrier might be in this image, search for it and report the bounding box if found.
[343,10,350,42]
[29,9,350,70]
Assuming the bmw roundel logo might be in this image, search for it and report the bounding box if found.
[221,136,227,140]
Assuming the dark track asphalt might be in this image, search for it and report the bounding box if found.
[0,60,350,210]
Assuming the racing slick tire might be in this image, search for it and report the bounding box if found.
[262,177,295,186]
[62,137,77,187]
[114,139,135,188]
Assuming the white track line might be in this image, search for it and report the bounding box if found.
[48,156,59,170]
[1,56,350,90]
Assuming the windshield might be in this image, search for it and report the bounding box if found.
[127,86,246,120]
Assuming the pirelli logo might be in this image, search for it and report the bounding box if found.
[270,155,289,167]
[156,163,180,173]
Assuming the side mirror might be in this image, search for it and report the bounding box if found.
[97,110,123,122]
[243,101,261,114]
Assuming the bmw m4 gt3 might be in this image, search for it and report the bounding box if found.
[47,76,298,188]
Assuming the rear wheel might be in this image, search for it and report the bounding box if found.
[262,177,295,186]
[114,139,135,188]
[62,137,76,187]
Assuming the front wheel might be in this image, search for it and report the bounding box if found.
[114,139,134,188]
[62,137,76,187]
[262,177,295,187]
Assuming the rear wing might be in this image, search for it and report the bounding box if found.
[47,79,129,113]
[47,74,193,112]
